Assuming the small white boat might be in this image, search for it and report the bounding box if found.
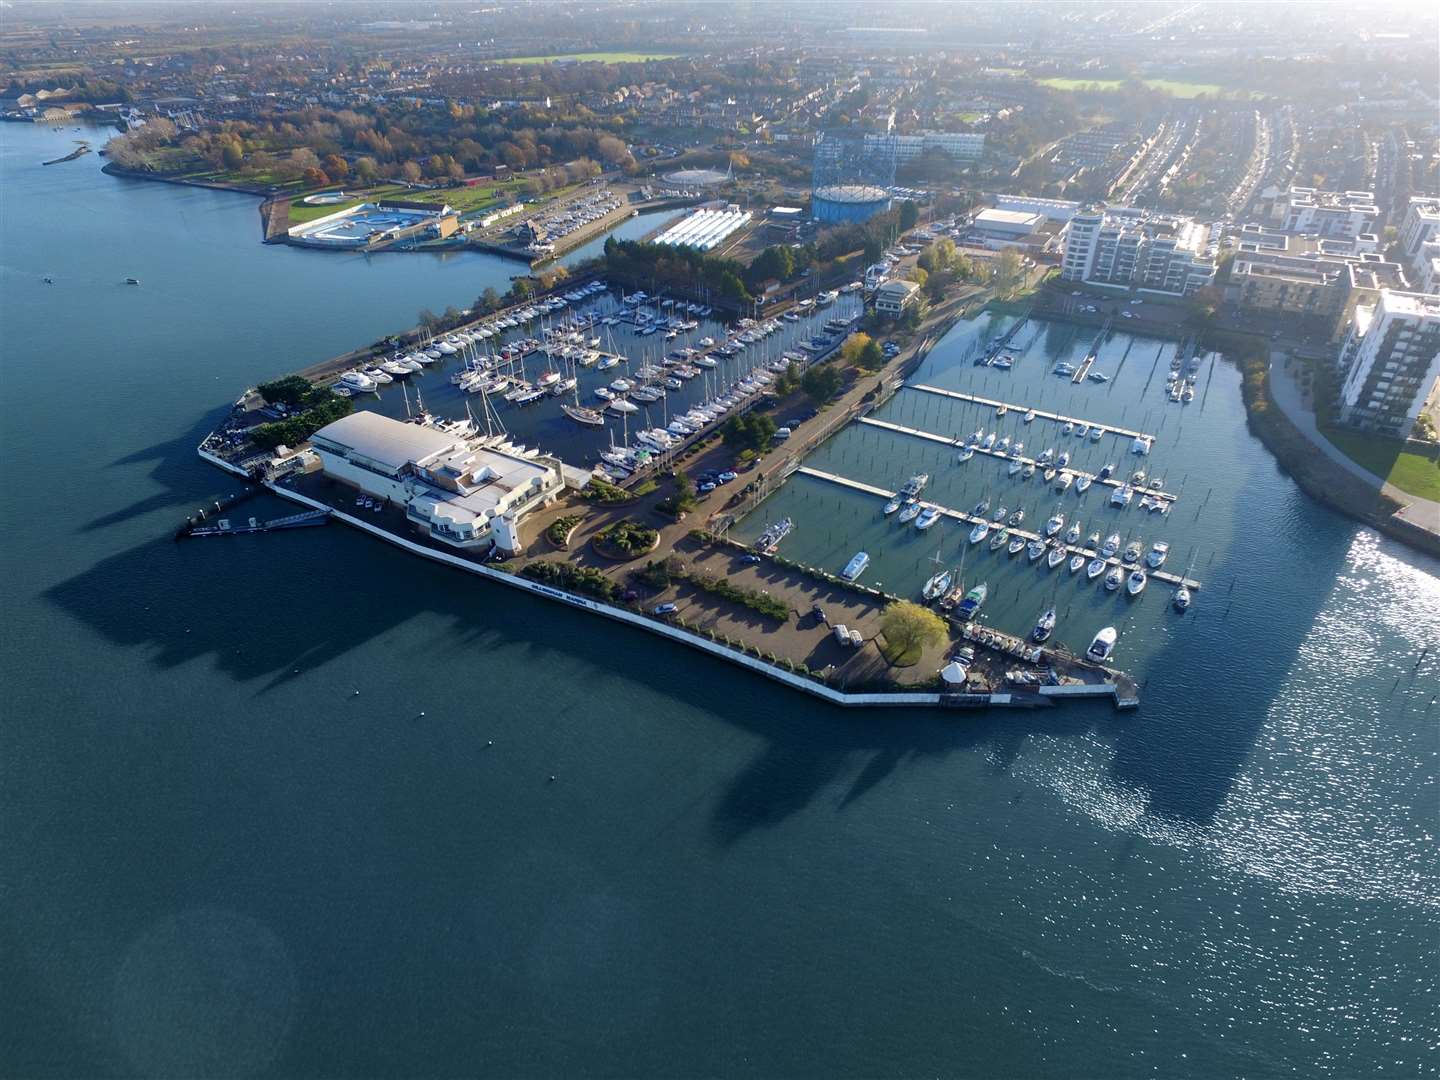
[1075,475,1092,494]
[958,446,975,463]
[1101,533,1121,558]
[897,501,922,524]
[1026,539,1047,562]
[1068,553,1086,574]
[1086,557,1107,580]
[969,521,990,544]
[1008,536,1027,556]
[1146,541,1170,569]
[1008,459,1024,475]
[1173,583,1192,611]
[1054,471,1073,492]
[1086,626,1117,662]
[883,494,904,515]
[1044,512,1065,537]
[1032,608,1056,643]
[1104,566,1125,591]
[608,399,640,415]
[915,505,941,530]
[1024,409,1036,423]
[1046,545,1066,570]
[841,551,870,581]
[1127,570,1148,596]
[1064,522,1082,545]
[1062,421,1074,435]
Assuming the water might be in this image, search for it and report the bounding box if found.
[2,122,1436,1078]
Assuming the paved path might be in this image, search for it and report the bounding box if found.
[1268,352,1440,532]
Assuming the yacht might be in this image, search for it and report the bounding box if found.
[1055,471,1074,492]
[1104,565,1125,591]
[1046,544,1067,570]
[631,385,664,403]
[1023,409,1037,423]
[1086,557,1108,580]
[609,378,632,393]
[1068,553,1087,574]
[969,521,990,545]
[596,355,620,370]
[1146,541,1170,569]
[897,501,923,524]
[1044,511,1065,537]
[1086,627,1117,663]
[1127,569,1148,596]
[883,493,905,515]
[608,399,639,415]
[594,386,615,401]
[1090,426,1105,441]
[1122,539,1143,564]
[922,568,953,602]
[915,505,941,530]
[1101,533,1121,558]
[1110,484,1134,507]
[1007,535,1028,556]
[957,583,988,621]
[958,446,976,463]
[1007,510,1025,527]
[899,474,930,498]
[1026,539,1047,562]
[1064,522,1082,545]
[1075,475,1092,494]
[1173,582,1192,612]
[841,551,870,581]
[989,527,1011,552]
[339,371,377,393]
[362,366,393,384]
[1031,608,1056,643]
[561,403,606,427]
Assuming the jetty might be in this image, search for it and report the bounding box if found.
[180,508,330,538]
[794,466,1201,590]
[853,417,1178,504]
[908,384,1153,442]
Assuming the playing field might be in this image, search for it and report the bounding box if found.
[497,51,681,64]
[1036,76,1240,99]
[1322,428,1440,502]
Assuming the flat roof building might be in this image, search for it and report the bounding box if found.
[874,279,921,317]
[1061,207,1217,297]
[1279,187,1379,239]
[310,411,564,553]
[972,208,1043,237]
[1337,290,1440,437]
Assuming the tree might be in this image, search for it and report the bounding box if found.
[322,153,349,181]
[303,166,330,187]
[400,160,423,184]
[898,199,919,231]
[908,266,929,288]
[354,156,380,183]
[879,601,946,665]
[476,286,501,312]
[220,140,244,170]
[801,363,844,404]
[995,247,1025,298]
[855,337,885,371]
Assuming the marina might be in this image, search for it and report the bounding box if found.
[909,383,1155,442]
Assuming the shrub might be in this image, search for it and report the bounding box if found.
[544,515,582,547]
[521,560,618,601]
[596,518,659,556]
[582,477,631,504]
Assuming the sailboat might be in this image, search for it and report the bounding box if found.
[921,541,952,602]
[1031,607,1056,643]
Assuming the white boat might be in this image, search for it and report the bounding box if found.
[883,493,904,515]
[1086,627,1117,662]
[608,399,639,414]
[1054,471,1074,492]
[1046,545,1066,569]
[1090,426,1105,441]
[1062,421,1074,435]
[594,386,615,401]
[1064,522,1082,545]
[362,367,393,384]
[1146,541,1170,569]
[841,551,870,580]
[1086,557,1107,580]
[1031,608,1056,643]
[969,521,990,544]
[338,371,377,393]
[1068,553,1086,574]
[958,446,975,463]
[989,528,1011,552]
[596,355,620,370]
[1104,566,1125,591]
[1057,451,1071,468]
[1075,475,1092,493]
[562,403,606,427]
[609,378,632,393]
[981,432,997,449]
[1122,539,1143,564]
[1024,409,1036,423]
[1026,539,1047,562]
[1127,569,1148,596]
[922,569,953,601]
[1131,435,1152,455]
[1044,512,1065,537]
[915,505,941,530]
[1173,582,1192,611]
[1076,424,1089,438]
[897,501,922,524]
[1110,484,1134,507]
[1101,533,1121,558]
[1008,459,1024,476]
[1008,536,1027,556]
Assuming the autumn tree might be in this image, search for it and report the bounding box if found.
[879,601,946,666]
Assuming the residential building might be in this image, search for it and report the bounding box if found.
[1336,290,1440,436]
[309,411,565,553]
[1416,238,1440,296]
[1060,207,1217,296]
[1279,187,1379,238]
[874,279,921,316]
[1397,197,1440,287]
[867,130,985,163]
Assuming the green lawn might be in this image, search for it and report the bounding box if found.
[1036,76,1243,99]
[496,51,680,64]
[1322,427,1440,501]
[408,183,510,214]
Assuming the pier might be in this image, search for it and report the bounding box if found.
[181,508,330,538]
[852,417,1178,504]
[793,467,1201,590]
[908,383,1155,442]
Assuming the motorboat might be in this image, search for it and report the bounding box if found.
[1086,627,1117,662]
[991,505,1007,523]
[1173,582,1192,611]
[1007,459,1024,476]
[958,446,976,463]
[1122,539,1143,564]
[1068,553,1087,574]
[608,399,640,414]
[981,432,997,449]
[1075,475,1092,494]
[1007,510,1025,527]
[1037,448,1054,465]
[1043,467,1058,483]
[594,386,615,401]
[1086,557,1107,580]
[915,505,941,530]
[1046,545,1067,570]
[1090,426,1105,441]
[1057,451,1071,468]
[1110,484,1134,507]
[897,501,922,524]
[1064,522,1082,545]
[610,378,632,393]
[1023,409,1036,423]
[596,355,620,370]
[1127,569,1148,596]
[1055,471,1074,492]
[957,583,988,620]
[968,429,985,446]
[362,366,393,384]
[990,528,1011,552]
[969,521,990,545]
[1085,532,1100,549]
[1007,535,1028,556]
[1022,463,1036,479]
[1098,463,1115,480]
[1146,541,1170,569]
[1031,608,1056,643]
[841,551,870,580]
[899,474,930,498]
[338,370,377,393]
[997,436,1011,452]
[972,497,990,517]
[1044,512,1065,537]
[1101,533,1121,558]
[883,493,905,515]
[631,385,664,403]
[1088,371,1109,383]
[1104,566,1125,591]
[1131,435,1152,455]
[1062,421,1074,435]
[1011,442,1024,457]
[1131,469,1147,485]
[1076,424,1089,438]
[1026,539,1047,562]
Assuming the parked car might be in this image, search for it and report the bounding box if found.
[740,554,762,564]
[812,604,827,624]
[653,603,678,616]
[717,471,738,483]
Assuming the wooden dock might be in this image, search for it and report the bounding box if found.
[794,467,1200,590]
[908,383,1154,443]
[853,417,1177,504]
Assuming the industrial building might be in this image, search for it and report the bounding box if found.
[992,194,1082,224]
[1060,207,1217,296]
[1336,290,1440,436]
[811,184,892,224]
[309,411,565,554]
[653,207,752,251]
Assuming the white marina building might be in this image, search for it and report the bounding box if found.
[309,411,566,554]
